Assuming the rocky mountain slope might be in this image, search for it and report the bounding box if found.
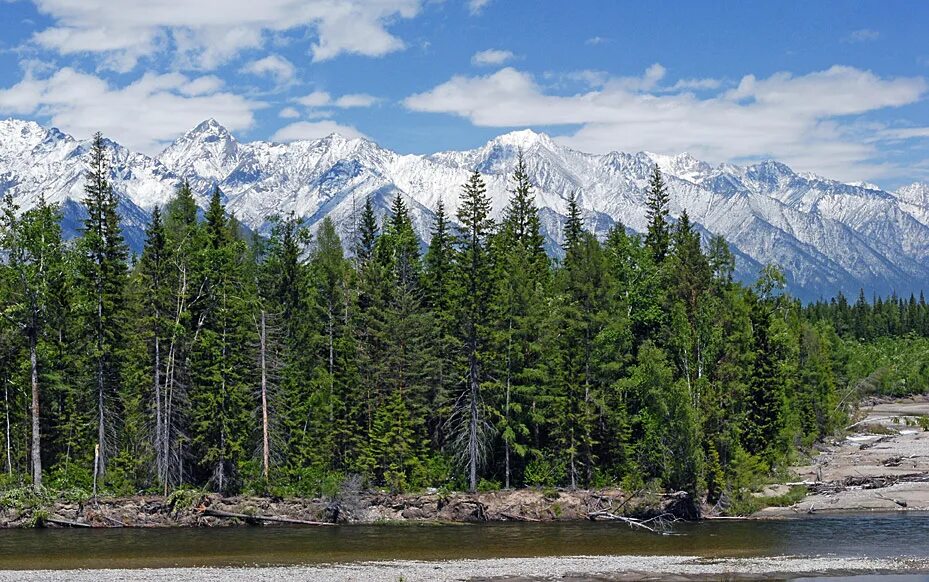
[2,117,928,299]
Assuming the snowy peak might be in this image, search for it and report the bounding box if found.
[158,118,241,182]
[2,118,929,299]
[895,182,929,207]
[645,151,712,183]
[490,129,558,151]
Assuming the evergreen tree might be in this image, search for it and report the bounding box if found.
[488,152,549,487]
[0,194,67,490]
[188,188,255,492]
[355,197,379,264]
[423,202,458,449]
[76,132,129,478]
[454,170,496,492]
[644,165,671,264]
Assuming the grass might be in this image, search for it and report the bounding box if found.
[725,485,809,516]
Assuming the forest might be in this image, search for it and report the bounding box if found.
[1,133,928,504]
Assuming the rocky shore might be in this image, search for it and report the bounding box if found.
[1,555,927,581]
[755,395,929,517]
[0,486,696,529]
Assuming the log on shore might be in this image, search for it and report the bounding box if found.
[200,508,332,526]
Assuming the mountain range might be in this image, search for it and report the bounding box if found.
[2,117,928,300]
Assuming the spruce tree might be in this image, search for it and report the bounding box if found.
[76,132,129,478]
[454,170,495,492]
[644,165,671,263]
[489,152,549,487]
[0,193,67,490]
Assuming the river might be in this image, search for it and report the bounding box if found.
[0,513,928,579]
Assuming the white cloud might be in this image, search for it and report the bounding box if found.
[334,93,378,108]
[585,36,609,46]
[279,106,300,118]
[27,0,423,70]
[468,0,491,15]
[295,90,379,108]
[0,68,261,153]
[881,126,929,140]
[844,29,880,43]
[404,65,927,180]
[272,120,367,142]
[295,90,332,107]
[241,54,296,85]
[471,49,514,66]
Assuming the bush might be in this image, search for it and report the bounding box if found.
[523,452,566,487]
[477,478,500,492]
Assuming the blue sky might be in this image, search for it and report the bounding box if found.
[1,0,927,187]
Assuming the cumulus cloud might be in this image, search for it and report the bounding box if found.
[585,36,609,46]
[271,120,368,142]
[26,0,422,70]
[471,49,514,66]
[404,65,927,180]
[294,91,379,108]
[278,106,301,119]
[0,68,260,153]
[241,54,296,85]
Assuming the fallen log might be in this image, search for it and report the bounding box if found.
[587,511,662,533]
[499,511,540,522]
[46,516,92,528]
[201,508,332,526]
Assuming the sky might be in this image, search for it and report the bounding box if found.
[0,0,927,187]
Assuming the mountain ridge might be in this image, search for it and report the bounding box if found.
[2,117,928,300]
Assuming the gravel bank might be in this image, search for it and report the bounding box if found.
[0,555,926,581]
[757,396,929,517]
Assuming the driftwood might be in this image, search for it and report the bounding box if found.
[499,511,540,522]
[201,508,332,526]
[45,516,92,528]
[587,511,677,534]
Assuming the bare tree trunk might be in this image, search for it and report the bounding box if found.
[30,331,42,491]
[504,318,512,490]
[328,302,334,424]
[260,310,270,481]
[4,380,12,476]
[468,350,479,493]
[96,291,106,478]
[154,334,163,484]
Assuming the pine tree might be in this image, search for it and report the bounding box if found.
[454,170,495,492]
[489,152,549,487]
[0,193,67,490]
[423,201,458,449]
[644,165,671,264]
[76,132,129,478]
[355,197,379,264]
[563,191,584,254]
[188,188,255,492]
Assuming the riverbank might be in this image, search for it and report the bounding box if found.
[0,486,696,528]
[755,395,929,517]
[1,555,927,581]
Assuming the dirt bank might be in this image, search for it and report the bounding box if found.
[0,487,696,529]
[756,395,929,517]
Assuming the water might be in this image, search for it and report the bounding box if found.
[0,512,927,571]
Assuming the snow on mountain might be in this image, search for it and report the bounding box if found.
[2,118,928,299]
[894,182,929,227]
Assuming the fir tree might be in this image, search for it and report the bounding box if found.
[76,132,129,478]
[454,170,495,492]
[644,165,671,263]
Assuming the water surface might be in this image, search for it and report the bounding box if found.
[1,512,928,570]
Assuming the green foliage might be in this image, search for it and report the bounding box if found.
[1,144,909,505]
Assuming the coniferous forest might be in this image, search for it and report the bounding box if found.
[2,133,928,502]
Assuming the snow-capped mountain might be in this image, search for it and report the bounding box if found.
[2,117,928,300]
